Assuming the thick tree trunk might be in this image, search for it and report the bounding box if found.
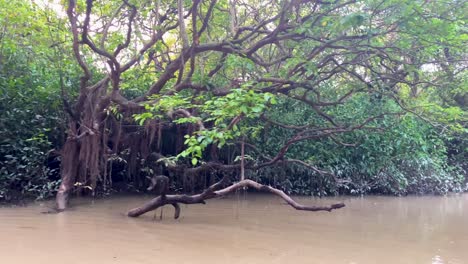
[56,104,107,210]
[56,124,80,210]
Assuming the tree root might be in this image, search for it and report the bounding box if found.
[127,179,345,218]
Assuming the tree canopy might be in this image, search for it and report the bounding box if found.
[0,0,466,209]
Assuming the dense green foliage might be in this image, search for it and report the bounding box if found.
[0,0,75,201]
[253,96,465,196]
[0,0,466,202]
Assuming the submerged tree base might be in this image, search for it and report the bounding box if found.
[127,179,345,218]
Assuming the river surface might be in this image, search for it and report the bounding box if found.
[0,194,467,264]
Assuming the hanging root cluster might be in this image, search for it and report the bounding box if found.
[127,178,345,218]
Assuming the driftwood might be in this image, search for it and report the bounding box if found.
[127,179,345,218]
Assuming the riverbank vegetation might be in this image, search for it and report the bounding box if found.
[0,0,466,208]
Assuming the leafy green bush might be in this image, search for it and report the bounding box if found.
[251,96,466,196]
[0,65,64,201]
[0,0,69,201]
[0,128,60,201]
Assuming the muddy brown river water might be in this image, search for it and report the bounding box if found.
[0,194,467,264]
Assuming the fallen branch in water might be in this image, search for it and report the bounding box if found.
[127,179,345,218]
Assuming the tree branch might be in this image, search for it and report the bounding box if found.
[127,179,345,218]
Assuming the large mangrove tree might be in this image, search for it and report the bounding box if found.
[3,0,466,215]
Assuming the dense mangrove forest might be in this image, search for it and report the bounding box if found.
[0,0,467,262]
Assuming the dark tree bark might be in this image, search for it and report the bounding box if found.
[56,128,80,210]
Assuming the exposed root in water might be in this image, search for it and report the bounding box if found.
[127,178,345,218]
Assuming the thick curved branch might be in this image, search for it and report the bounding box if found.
[198,0,216,36]
[114,0,137,56]
[216,180,345,212]
[82,0,119,70]
[67,0,91,87]
[127,179,345,218]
